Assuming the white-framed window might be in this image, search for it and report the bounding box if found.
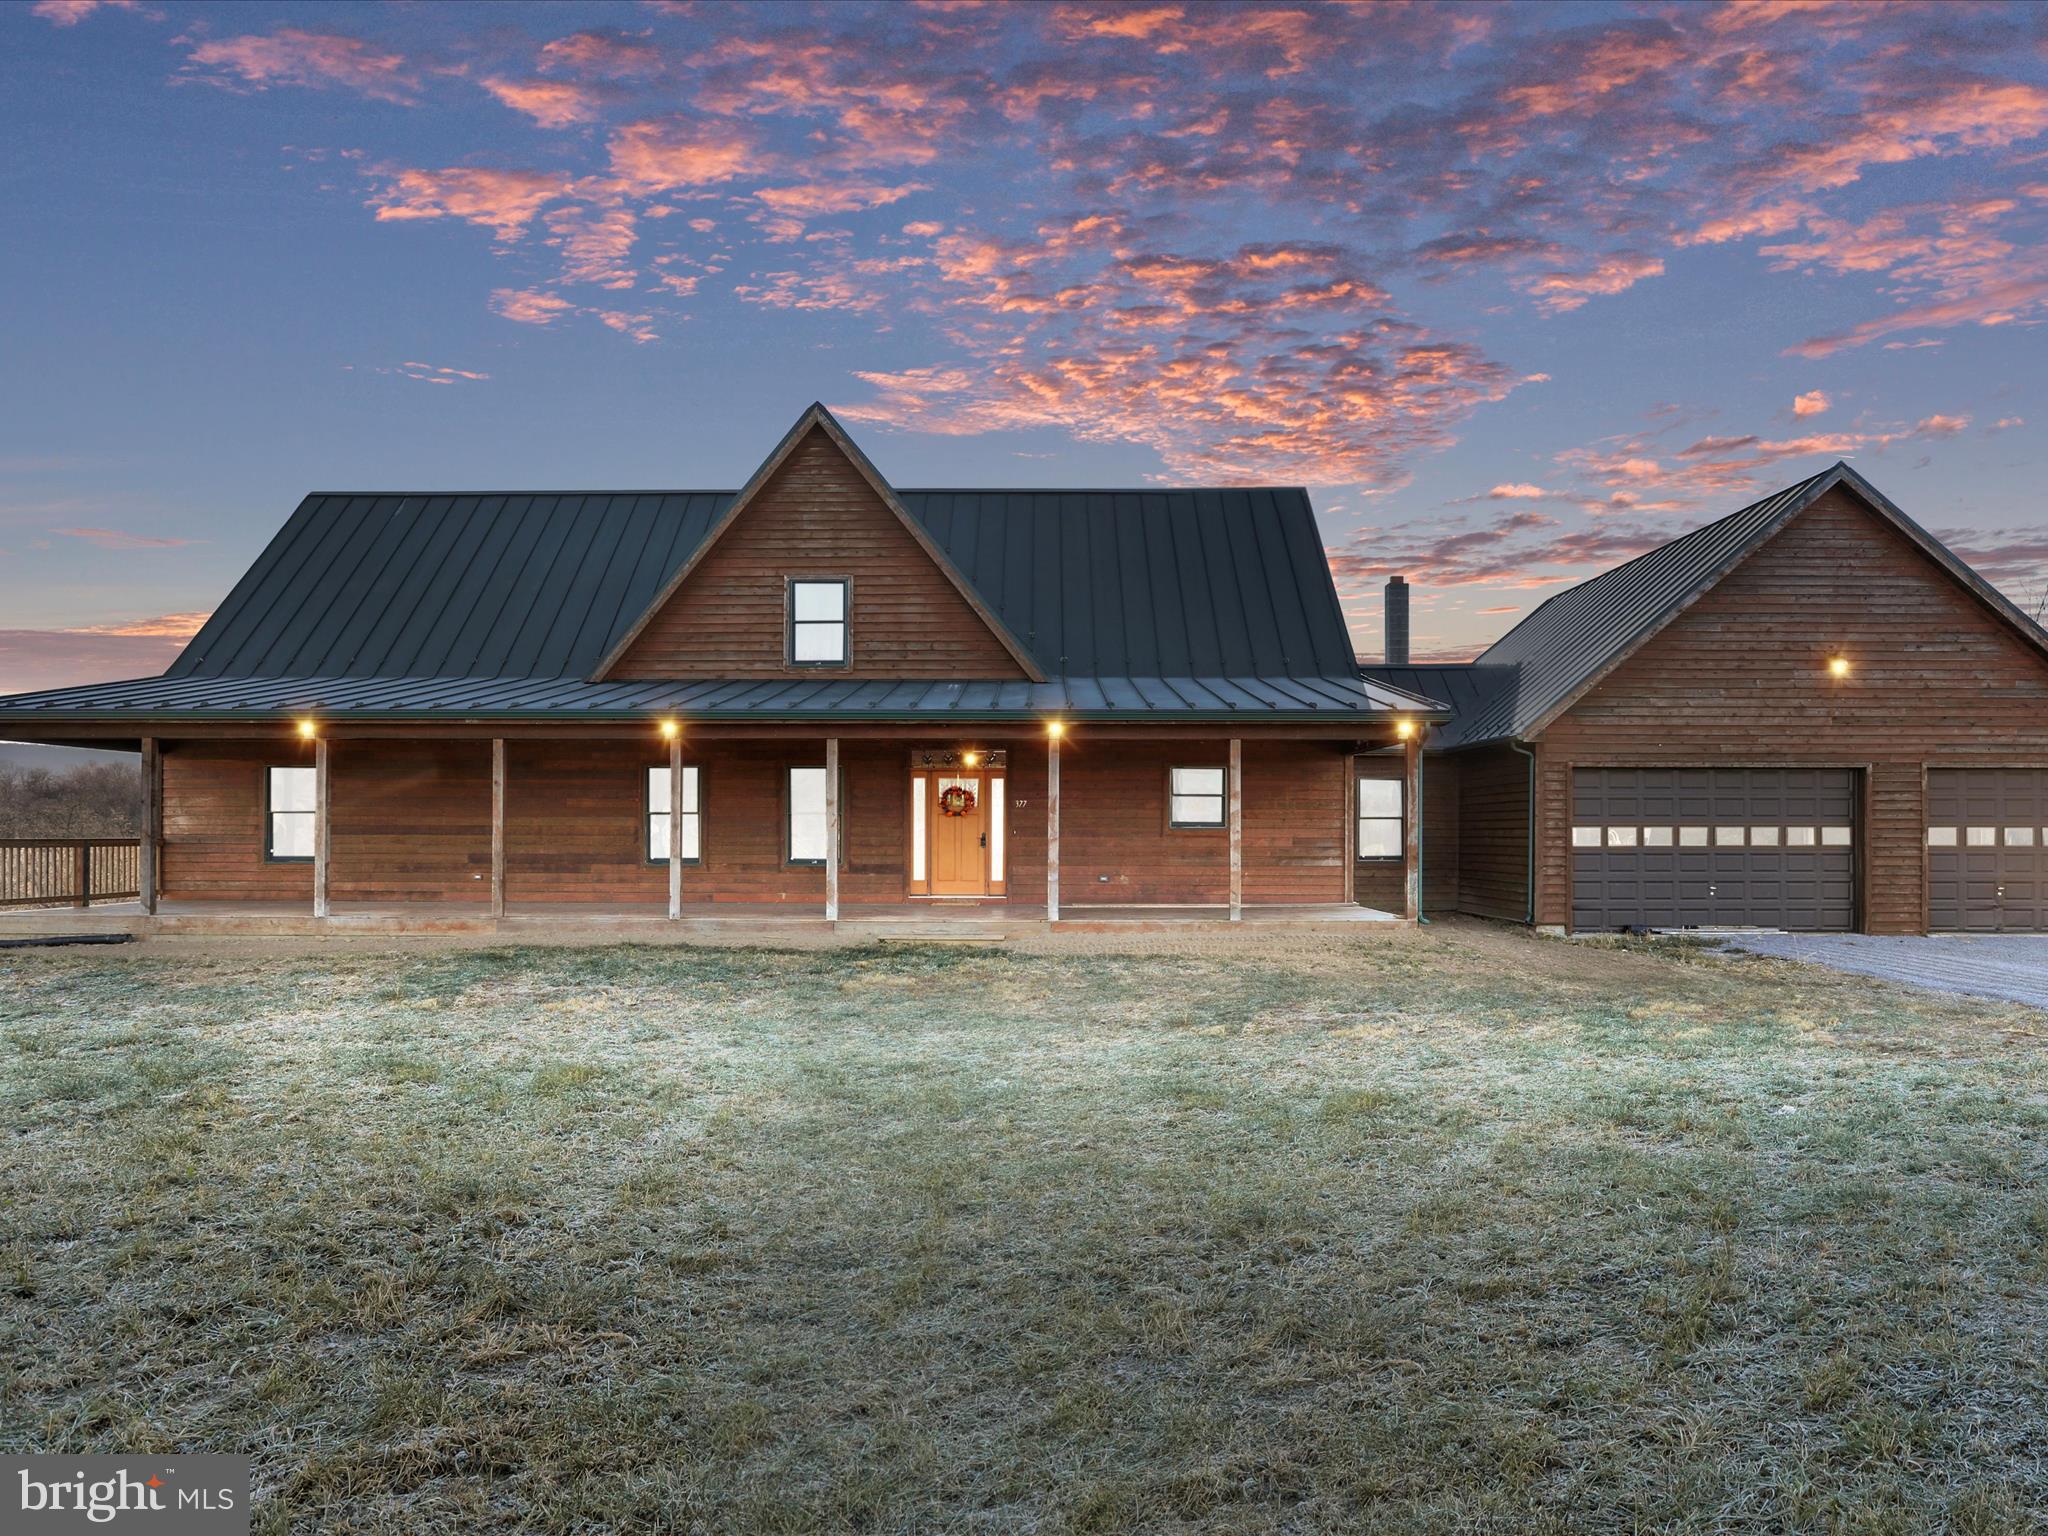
[1170,766,1226,829]
[2006,826,2036,847]
[647,765,701,864]
[1715,826,1746,846]
[1679,826,1710,846]
[1821,826,1853,846]
[1572,825,1601,848]
[1642,826,1674,847]
[1358,777,1404,859]
[1750,825,1780,846]
[1967,826,1996,846]
[1926,826,1957,846]
[1606,826,1638,847]
[788,765,829,864]
[267,766,316,861]
[789,579,848,666]
[1787,827,1818,847]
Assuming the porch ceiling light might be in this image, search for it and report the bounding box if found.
[1046,719,1065,740]
[1395,719,1416,739]
[295,718,317,740]
[1827,656,1851,678]
[963,750,980,767]
[658,717,681,740]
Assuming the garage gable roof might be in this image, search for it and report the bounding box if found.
[1449,462,2048,747]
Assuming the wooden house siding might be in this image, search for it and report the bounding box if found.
[161,743,315,901]
[153,735,1353,910]
[607,426,1029,681]
[1451,744,1531,921]
[1354,753,1457,914]
[1529,488,2048,932]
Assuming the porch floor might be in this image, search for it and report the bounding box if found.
[0,898,1403,943]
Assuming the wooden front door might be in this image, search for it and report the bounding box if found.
[930,772,989,896]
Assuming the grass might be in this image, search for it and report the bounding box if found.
[2,923,2046,1533]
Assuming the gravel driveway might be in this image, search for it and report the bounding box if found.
[1723,932,2048,1011]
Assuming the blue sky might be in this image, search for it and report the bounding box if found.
[3,0,2045,692]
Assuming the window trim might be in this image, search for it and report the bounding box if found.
[1165,764,1227,831]
[1356,773,1405,862]
[264,764,316,864]
[786,763,834,867]
[644,763,704,867]
[786,577,851,669]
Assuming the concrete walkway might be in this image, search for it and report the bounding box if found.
[1722,933,2048,1011]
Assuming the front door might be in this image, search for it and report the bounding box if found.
[930,772,988,896]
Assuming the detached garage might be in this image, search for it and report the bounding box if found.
[1364,462,2048,936]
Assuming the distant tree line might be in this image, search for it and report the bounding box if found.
[0,762,140,838]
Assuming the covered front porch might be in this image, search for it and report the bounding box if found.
[3,717,1427,937]
[0,896,1400,943]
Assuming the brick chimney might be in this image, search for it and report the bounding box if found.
[1384,575,1410,665]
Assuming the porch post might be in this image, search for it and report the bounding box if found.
[668,731,683,920]
[1228,738,1242,922]
[139,737,160,915]
[1342,749,1356,905]
[824,737,840,922]
[1403,730,1422,922]
[490,738,506,919]
[1046,733,1060,923]
[313,736,331,920]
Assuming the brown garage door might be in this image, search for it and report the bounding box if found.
[1928,770,2048,932]
[1572,768,1857,932]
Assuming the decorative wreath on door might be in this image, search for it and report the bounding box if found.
[937,784,978,818]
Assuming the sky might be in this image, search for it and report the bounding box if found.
[3,0,2046,694]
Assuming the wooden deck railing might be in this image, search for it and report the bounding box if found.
[0,839,142,909]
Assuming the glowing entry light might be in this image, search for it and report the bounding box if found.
[1395,719,1417,740]
[1046,720,1065,740]
[1827,656,1851,679]
[963,751,980,767]
[295,718,317,740]
[658,718,680,740]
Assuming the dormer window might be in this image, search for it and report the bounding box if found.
[789,578,848,666]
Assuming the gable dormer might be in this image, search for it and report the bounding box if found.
[595,405,1040,682]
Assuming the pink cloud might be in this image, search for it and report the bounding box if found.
[388,362,489,385]
[490,288,575,325]
[0,627,189,694]
[367,167,571,242]
[753,181,928,217]
[545,205,639,287]
[30,0,140,24]
[1786,275,2048,357]
[52,528,196,550]
[184,28,415,104]
[1515,253,1665,314]
[539,30,667,78]
[481,77,604,129]
[69,612,210,638]
[607,117,765,192]
[1792,390,1829,417]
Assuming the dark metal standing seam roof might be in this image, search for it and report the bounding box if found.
[160,486,1366,683]
[0,480,1448,723]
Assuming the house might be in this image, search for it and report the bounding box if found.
[0,404,1442,930]
[1,408,2043,935]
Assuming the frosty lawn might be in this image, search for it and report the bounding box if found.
[2,925,2045,1533]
